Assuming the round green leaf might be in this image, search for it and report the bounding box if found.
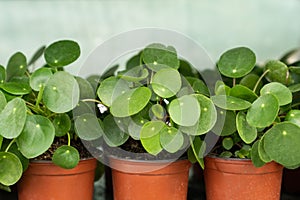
[97,77,130,107]
[149,104,165,120]
[217,47,256,78]
[151,68,181,98]
[110,87,151,117]
[6,52,27,81]
[0,98,27,139]
[260,82,292,106]
[285,110,300,126]
[140,121,165,155]
[8,143,29,172]
[103,115,129,147]
[52,145,80,169]
[251,140,266,167]
[240,73,263,91]
[211,95,251,111]
[212,109,237,136]
[222,137,233,150]
[118,66,149,82]
[186,77,210,96]
[44,40,80,67]
[0,152,23,186]
[180,94,217,135]
[214,80,231,95]
[0,90,7,112]
[264,122,300,166]
[126,53,141,70]
[53,113,71,137]
[168,95,200,126]
[288,83,300,93]
[43,71,80,113]
[0,82,31,95]
[230,84,258,103]
[160,127,184,153]
[0,65,6,83]
[16,115,55,158]
[74,113,103,140]
[142,43,180,71]
[220,151,233,158]
[246,94,279,128]
[29,67,53,91]
[236,111,257,144]
[75,76,95,100]
[258,136,272,163]
[265,60,292,85]
[128,115,148,140]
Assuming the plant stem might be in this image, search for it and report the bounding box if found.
[233,78,236,87]
[253,69,270,93]
[189,136,205,169]
[5,138,16,152]
[67,132,71,146]
[82,99,102,104]
[35,85,44,108]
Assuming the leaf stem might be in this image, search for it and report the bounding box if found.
[5,138,16,152]
[36,85,44,108]
[67,132,71,146]
[253,69,270,93]
[82,99,102,104]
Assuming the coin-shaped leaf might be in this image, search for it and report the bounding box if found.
[160,127,184,153]
[118,65,149,82]
[128,115,148,140]
[217,47,256,78]
[53,113,71,137]
[211,95,251,110]
[75,76,95,100]
[251,140,266,167]
[222,137,233,150]
[43,71,80,113]
[265,60,292,85]
[230,84,258,103]
[258,136,272,163]
[110,87,151,117]
[0,152,23,186]
[0,91,7,112]
[16,115,55,158]
[151,68,181,98]
[168,95,200,126]
[0,82,31,95]
[0,98,26,139]
[240,73,262,91]
[264,122,300,166]
[44,40,80,68]
[236,111,257,144]
[212,109,237,136]
[6,52,27,81]
[285,110,300,126]
[74,113,103,140]
[260,82,292,106]
[246,94,279,128]
[52,145,80,169]
[29,67,53,91]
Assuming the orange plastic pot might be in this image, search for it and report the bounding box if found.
[204,156,283,200]
[110,157,191,200]
[18,158,97,200]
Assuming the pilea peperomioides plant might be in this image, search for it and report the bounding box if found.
[0,40,101,191]
[210,46,300,168]
[75,43,217,167]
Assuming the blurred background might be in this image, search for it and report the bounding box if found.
[0,0,300,75]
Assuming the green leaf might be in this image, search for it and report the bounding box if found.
[220,151,233,158]
[265,60,292,85]
[0,82,31,95]
[0,65,6,84]
[140,121,165,155]
[251,140,266,167]
[217,47,256,78]
[222,137,233,150]
[258,136,272,163]
[149,104,165,120]
[180,94,217,135]
[6,52,27,81]
[288,83,300,93]
[214,80,231,95]
[160,127,184,153]
[260,82,292,106]
[8,143,29,172]
[190,136,206,168]
[52,145,80,169]
[0,152,23,186]
[53,113,71,137]
[236,112,257,144]
[211,95,251,110]
[246,94,279,128]
[103,115,129,147]
[142,43,180,71]
[97,77,130,107]
[151,68,181,98]
[0,98,26,139]
[28,45,46,66]
[186,77,210,96]
[285,110,300,126]
[29,67,53,91]
[230,84,258,103]
[118,65,149,82]
[110,87,151,117]
[126,53,141,70]
[0,90,7,112]
[43,71,80,113]
[264,122,300,166]
[212,109,237,136]
[16,115,55,158]
[240,73,262,91]
[179,59,199,78]
[44,40,80,68]
[128,115,148,140]
[168,95,200,126]
[75,76,95,99]
[74,113,103,140]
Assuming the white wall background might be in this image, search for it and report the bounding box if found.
[0,0,299,75]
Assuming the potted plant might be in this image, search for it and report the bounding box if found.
[0,40,101,200]
[78,43,217,200]
[204,46,300,200]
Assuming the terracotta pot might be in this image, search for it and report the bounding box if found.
[282,167,300,194]
[204,156,283,200]
[110,157,191,200]
[18,158,97,200]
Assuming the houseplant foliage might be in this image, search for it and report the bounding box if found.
[0,40,100,191]
[210,46,300,169]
